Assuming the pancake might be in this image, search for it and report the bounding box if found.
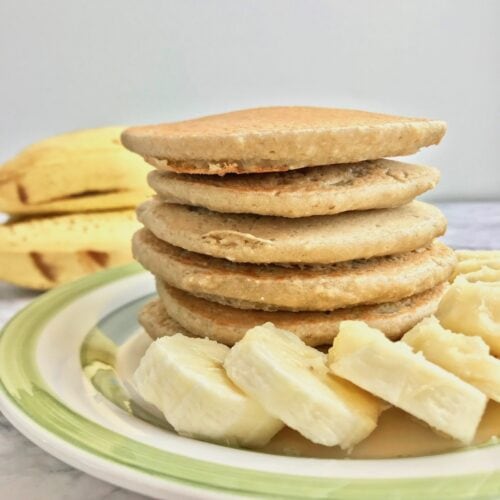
[155,281,447,346]
[137,199,447,264]
[148,160,440,218]
[0,249,132,290]
[138,299,191,339]
[0,127,152,214]
[133,229,456,311]
[139,301,422,355]
[122,106,446,175]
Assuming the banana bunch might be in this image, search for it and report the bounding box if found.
[0,127,151,289]
[134,251,500,449]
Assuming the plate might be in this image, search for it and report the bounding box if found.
[0,263,499,499]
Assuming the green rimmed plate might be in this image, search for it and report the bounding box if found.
[0,264,499,499]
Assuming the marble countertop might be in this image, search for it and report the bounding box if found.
[0,201,498,500]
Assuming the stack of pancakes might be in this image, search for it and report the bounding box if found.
[123,107,456,347]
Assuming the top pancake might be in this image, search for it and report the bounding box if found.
[137,199,447,264]
[122,106,446,175]
[148,159,440,217]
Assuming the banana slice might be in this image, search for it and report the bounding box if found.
[436,277,500,356]
[224,323,384,449]
[456,250,500,261]
[459,266,500,283]
[403,316,500,402]
[133,334,283,447]
[453,250,500,280]
[328,321,487,444]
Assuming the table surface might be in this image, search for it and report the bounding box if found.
[1,201,499,500]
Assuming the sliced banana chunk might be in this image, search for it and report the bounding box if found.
[456,250,500,261]
[453,250,500,280]
[459,266,500,283]
[328,321,487,444]
[224,323,384,449]
[436,277,500,356]
[403,316,500,402]
[133,334,283,447]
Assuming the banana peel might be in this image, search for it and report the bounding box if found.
[0,127,152,214]
[0,209,140,289]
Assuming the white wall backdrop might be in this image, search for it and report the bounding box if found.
[0,0,498,200]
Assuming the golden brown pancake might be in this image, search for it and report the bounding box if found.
[121,106,446,175]
[138,299,191,339]
[148,160,440,217]
[154,280,447,346]
[137,199,447,264]
[133,228,455,311]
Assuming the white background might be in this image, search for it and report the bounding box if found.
[0,0,498,200]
